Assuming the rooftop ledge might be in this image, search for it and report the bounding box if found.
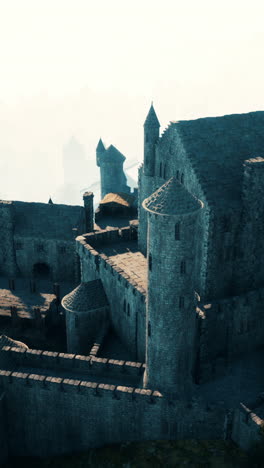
[76,225,147,295]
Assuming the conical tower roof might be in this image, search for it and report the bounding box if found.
[96,138,106,153]
[143,177,203,216]
[61,279,108,313]
[144,104,160,127]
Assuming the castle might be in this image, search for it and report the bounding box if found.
[0,105,264,464]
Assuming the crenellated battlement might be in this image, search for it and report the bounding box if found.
[0,346,145,380]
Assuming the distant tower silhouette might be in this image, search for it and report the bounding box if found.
[63,137,86,185]
[96,140,130,199]
[143,177,203,396]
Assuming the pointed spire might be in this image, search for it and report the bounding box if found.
[96,138,105,153]
[48,197,53,204]
[144,103,160,128]
[143,177,203,216]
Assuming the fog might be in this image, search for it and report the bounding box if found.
[0,0,263,205]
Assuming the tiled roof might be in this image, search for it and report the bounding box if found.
[143,177,202,216]
[144,104,160,127]
[169,111,264,207]
[100,192,135,207]
[61,279,108,313]
[0,335,28,349]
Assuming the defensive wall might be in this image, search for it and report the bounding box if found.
[76,225,146,362]
[232,397,264,450]
[0,347,227,457]
[0,391,8,465]
[196,287,264,383]
[0,199,91,282]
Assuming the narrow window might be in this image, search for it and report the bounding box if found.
[163,164,167,179]
[75,315,79,328]
[159,162,162,177]
[180,260,186,274]
[176,170,180,180]
[127,303,130,316]
[123,299,126,312]
[175,223,180,240]
[179,296,185,309]
[149,254,152,271]
[181,173,184,184]
[145,133,149,143]
[148,321,151,337]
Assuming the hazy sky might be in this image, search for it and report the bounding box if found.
[0,0,264,203]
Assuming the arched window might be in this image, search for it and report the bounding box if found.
[123,299,126,312]
[149,254,152,271]
[159,162,162,177]
[181,173,184,184]
[176,170,180,180]
[180,260,186,274]
[175,223,180,240]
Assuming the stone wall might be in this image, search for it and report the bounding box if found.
[0,199,89,282]
[0,366,227,457]
[232,399,264,451]
[0,201,17,277]
[77,228,146,362]
[0,391,8,465]
[197,288,264,382]
[14,236,77,282]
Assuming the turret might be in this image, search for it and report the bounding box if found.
[143,103,160,176]
[96,143,130,198]
[96,138,106,167]
[143,177,203,396]
[62,280,109,355]
[83,191,94,232]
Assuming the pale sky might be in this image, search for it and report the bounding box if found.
[0,0,264,203]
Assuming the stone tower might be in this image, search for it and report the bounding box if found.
[62,280,109,355]
[143,177,203,396]
[83,191,94,233]
[96,140,130,199]
[138,104,160,254]
[143,103,160,177]
[96,138,106,167]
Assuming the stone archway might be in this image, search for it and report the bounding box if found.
[33,262,51,279]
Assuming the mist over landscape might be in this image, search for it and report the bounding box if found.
[0,0,263,205]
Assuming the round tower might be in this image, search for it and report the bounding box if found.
[62,280,109,355]
[143,103,160,177]
[143,177,203,396]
